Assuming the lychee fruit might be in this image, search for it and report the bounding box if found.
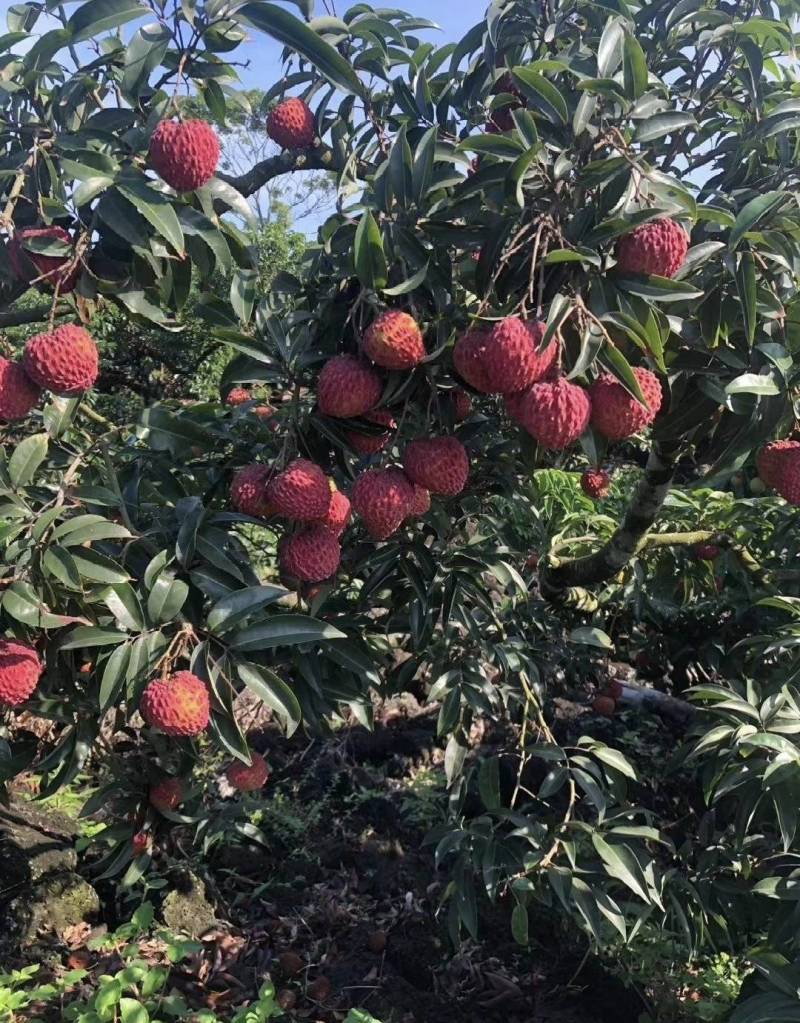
[452,389,472,421]
[23,324,99,396]
[352,468,415,540]
[149,777,184,813]
[277,991,297,1011]
[403,437,469,496]
[581,469,611,499]
[307,976,332,1002]
[506,377,591,449]
[344,408,396,455]
[320,487,351,537]
[0,358,41,421]
[452,327,494,392]
[226,387,251,406]
[267,98,315,149]
[589,368,662,440]
[757,439,800,488]
[266,459,331,521]
[132,830,150,856]
[279,525,341,582]
[317,355,382,418]
[481,317,556,394]
[230,465,273,518]
[9,226,78,293]
[605,679,624,701]
[226,752,270,791]
[694,544,720,560]
[406,483,431,518]
[615,218,689,278]
[253,404,277,423]
[592,696,616,718]
[0,639,42,707]
[773,448,800,506]
[140,671,210,737]
[149,119,220,192]
[525,552,539,571]
[486,72,525,133]
[363,310,425,370]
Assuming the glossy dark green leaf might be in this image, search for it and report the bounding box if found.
[99,643,131,710]
[60,626,128,650]
[729,191,783,248]
[735,250,757,345]
[9,433,48,488]
[229,614,347,651]
[235,661,301,736]
[67,0,146,42]
[354,210,387,290]
[146,572,188,624]
[511,67,568,124]
[622,30,647,99]
[207,584,289,634]
[634,111,696,142]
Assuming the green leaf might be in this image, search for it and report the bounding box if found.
[592,835,654,905]
[238,2,363,96]
[598,343,646,404]
[9,433,48,488]
[99,643,131,710]
[511,903,529,945]
[229,614,347,651]
[570,626,613,649]
[387,123,412,208]
[116,181,184,249]
[412,125,437,204]
[511,67,568,124]
[119,997,149,1023]
[121,22,170,100]
[729,191,784,247]
[70,548,130,584]
[354,211,387,291]
[146,572,188,624]
[622,30,647,99]
[382,260,429,296]
[207,585,288,634]
[478,757,501,810]
[103,583,145,631]
[2,582,78,628]
[66,0,145,43]
[634,111,697,142]
[230,268,258,324]
[597,16,625,78]
[60,626,127,650]
[735,250,757,345]
[235,661,301,736]
[725,372,778,396]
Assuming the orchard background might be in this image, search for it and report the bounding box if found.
[3,0,800,1020]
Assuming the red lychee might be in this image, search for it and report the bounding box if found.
[267,98,315,149]
[757,439,800,488]
[605,679,624,701]
[320,487,351,537]
[230,465,273,518]
[774,448,800,506]
[452,389,472,421]
[352,468,415,540]
[226,752,270,791]
[149,777,184,813]
[226,387,251,406]
[363,310,425,370]
[592,696,616,718]
[317,355,382,418]
[406,483,431,518]
[132,831,150,855]
[0,639,42,707]
[9,226,78,293]
[694,544,720,560]
[149,119,220,192]
[0,358,41,421]
[344,408,396,455]
[140,671,210,737]
[253,404,277,423]
[581,469,611,499]
[486,72,526,133]
[452,327,494,392]
[506,377,591,449]
[279,525,341,583]
[481,317,556,394]
[403,437,469,496]
[23,324,99,396]
[589,369,662,441]
[267,459,331,521]
[615,218,689,278]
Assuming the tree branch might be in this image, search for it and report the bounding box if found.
[540,440,684,608]
[0,301,70,328]
[219,149,340,198]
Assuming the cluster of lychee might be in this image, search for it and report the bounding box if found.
[757,439,800,505]
[0,322,100,423]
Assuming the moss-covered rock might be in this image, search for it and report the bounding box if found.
[161,871,216,936]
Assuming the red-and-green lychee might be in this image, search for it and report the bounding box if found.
[140,672,210,737]
[363,311,425,370]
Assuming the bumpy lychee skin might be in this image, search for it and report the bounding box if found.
[695,544,721,560]
[0,358,41,421]
[452,389,472,421]
[9,226,78,293]
[317,355,383,418]
[344,409,396,455]
[279,526,341,582]
[226,387,251,406]
[267,98,315,149]
[267,459,331,521]
[352,468,415,540]
[452,327,494,392]
[589,368,662,441]
[230,465,273,518]
[581,469,611,499]
[406,483,431,518]
[507,377,591,449]
[757,439,800,488]
[774,448,800,506]
[320,488,351,537]
[227,752,270,791]
[23,324,99,396]
[0,640,42,707]
[140,671,210,737]
[149,119,220,192]
[615,218,689,278]
[363,311,425,370]
[482,317,556,394]
[149,777,184,813]
[403,437,469,496]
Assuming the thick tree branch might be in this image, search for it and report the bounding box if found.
[0,301,69,328]
[540,440,684,607]
[219,149,339,198]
